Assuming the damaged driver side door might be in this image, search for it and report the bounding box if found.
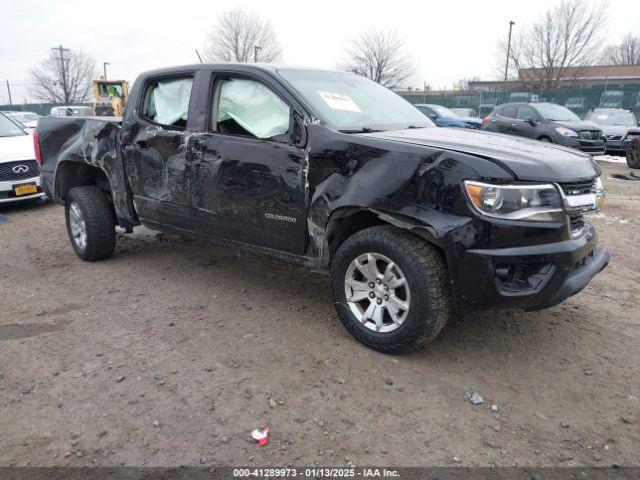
[188,73,309,254]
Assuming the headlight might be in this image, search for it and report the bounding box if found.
[463,181,564,221]
[555,127,578,137]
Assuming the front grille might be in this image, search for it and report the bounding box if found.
[0,160,40,182]
[558,179,595,196]
[579,130,601,140]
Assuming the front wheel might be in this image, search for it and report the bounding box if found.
[65,186,116,261]
[331,226,452,353]
[627,137,640,169]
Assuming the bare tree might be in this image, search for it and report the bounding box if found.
[456,76,481,91]
[29,48,96,104]
[601,33,640,65]
[341,28,415,89]
[203,8,282,63]
[495,0,608,90]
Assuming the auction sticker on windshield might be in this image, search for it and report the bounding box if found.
[317,91,361,112]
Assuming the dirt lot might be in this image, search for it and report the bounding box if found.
[1,159,639,468]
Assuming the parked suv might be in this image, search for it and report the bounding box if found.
[484,102,606,155]
[584,108,640,155]
[36,64,609,353]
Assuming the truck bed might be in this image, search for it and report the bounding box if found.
[37,115,137,228]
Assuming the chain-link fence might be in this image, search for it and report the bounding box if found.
[0,103,92,116]
[399,85,640,119]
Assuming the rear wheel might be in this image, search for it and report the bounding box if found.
[627,137,640,169]
[331,226,451,353]
[65,186,116,261]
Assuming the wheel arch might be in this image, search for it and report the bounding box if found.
[54,159,138,230]
[55,160,111,201]
[321,206,445,269]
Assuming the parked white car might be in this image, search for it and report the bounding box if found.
[50,106,93,117]
[2,111,40,133]
[0,112,45,204]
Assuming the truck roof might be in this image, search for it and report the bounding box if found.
[137,63,349,78]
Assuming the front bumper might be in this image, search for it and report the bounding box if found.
[559,137,606,155]
[528,246,609,310]
[605,137,637,153]
[0,176,45,204]
[450,223,609,311]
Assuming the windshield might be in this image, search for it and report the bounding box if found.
[586,110,637,126]
[97,82,124,97]
[0,114,26,137]
[451,108,477,117]
[426,105,457,118]
[534,103,581,122]
[277,69,433,131]
[8,113,38,124]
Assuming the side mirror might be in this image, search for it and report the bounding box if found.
[527,118,537,126]
[429,114,438,120]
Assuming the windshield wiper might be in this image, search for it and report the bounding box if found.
[338,127,384,134]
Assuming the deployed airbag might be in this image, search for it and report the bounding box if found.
[218,78,289,139]
[151,78,193,126]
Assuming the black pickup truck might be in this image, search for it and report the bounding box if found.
[35,64,610,353]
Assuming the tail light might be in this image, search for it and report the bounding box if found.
[482,116,489,127]
[33,130,42,165]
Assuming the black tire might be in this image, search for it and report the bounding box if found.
[538,136,553,143]
[65,186,116,261]
[331,226,451,354]
[627,137,640,169]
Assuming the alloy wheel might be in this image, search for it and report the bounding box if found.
[344,252,411,333]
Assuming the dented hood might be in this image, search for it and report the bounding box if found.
[363,127,599,182]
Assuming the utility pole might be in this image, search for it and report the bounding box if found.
[103,62,110,80]
[5,80,12,108]
[51,44,70,103]
[503,20,515,93]
[254,45,261,63]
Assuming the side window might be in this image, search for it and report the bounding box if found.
[142,77,193,128]
[517,106,536,120]
[501,105,518,118]
[214,77,290,141]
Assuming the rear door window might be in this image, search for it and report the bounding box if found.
[500,105,518,118]
[142,77,194,128]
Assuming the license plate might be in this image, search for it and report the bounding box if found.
[14,183,38,196]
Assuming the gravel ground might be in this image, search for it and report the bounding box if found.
[0,159,639,468]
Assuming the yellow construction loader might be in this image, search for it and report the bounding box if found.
[92,80,128,116]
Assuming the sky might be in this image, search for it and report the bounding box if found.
[1,0,639,104]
